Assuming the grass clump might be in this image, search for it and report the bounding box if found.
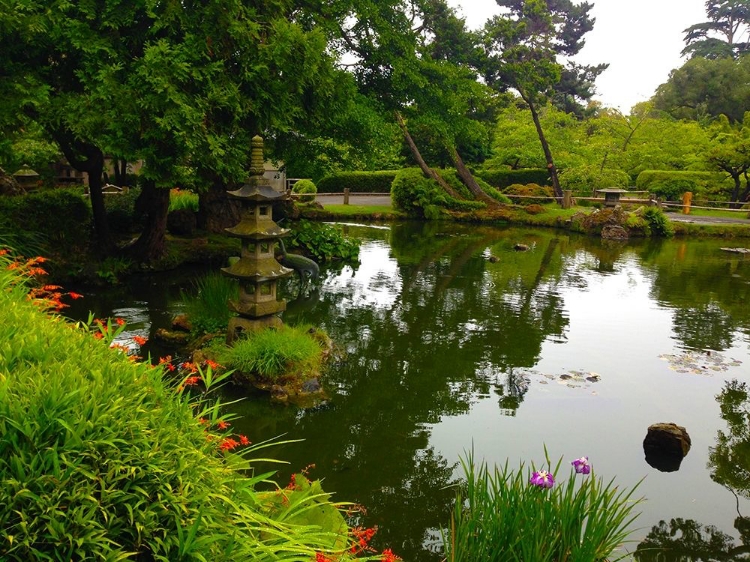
[443,451,642,562]
[220,324,324,380]
[169,187,199,212]
[0,252,361,561]
[182,271,238,334]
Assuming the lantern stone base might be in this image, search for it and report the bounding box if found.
[226,315,283,345]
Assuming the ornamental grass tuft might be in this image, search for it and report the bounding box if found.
[443,451,643,562]
[181,271,238,334]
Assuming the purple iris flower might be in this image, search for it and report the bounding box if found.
[572,456,591,475]
[530,470,555,488]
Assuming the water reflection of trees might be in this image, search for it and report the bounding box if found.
[635,380,750,561]
[638,241,750,351]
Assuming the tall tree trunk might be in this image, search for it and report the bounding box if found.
[522,92,563,200]
[197,175,241,233]
[446,145,499,206]
[395,111,461,199]
[129,179,169,262]
[113,159,128,185]
[55,135,114,255]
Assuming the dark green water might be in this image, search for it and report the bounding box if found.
[67,222,750,561]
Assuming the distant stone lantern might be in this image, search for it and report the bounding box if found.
[12,164,40,189]
[222,136,292,344]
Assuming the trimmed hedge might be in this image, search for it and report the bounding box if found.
[316,170,398,193]
[0,188,91,249]
[636,170,735,200]
[475,168,551,189]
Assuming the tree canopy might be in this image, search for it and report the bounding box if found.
[683,0,750,59]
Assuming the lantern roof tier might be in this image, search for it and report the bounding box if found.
[221,256,292,281]
[224,222,289,239]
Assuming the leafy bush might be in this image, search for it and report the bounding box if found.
[636,170,734,200]
[437,169,512,205]
[475,168,551,188]
[560,165,631,195]
[292,179,317,203]
[650,178,697,202]
[316,170,398,193]
[287,220,360,262]
[0,188,91,250]
[169,187,199,212]
[218,324,323,380]
[0,256,359,561]
[182,271,239,334]
[391,168,486,219]
[643,207,675,237]
[502,183,555,205]
[105,187,144,234]
[442,452,642,562]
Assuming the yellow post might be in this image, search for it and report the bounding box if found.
[682,191,693,215]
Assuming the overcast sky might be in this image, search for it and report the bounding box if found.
[448,0,708,113]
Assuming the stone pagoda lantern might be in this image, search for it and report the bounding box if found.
[222,136,292,344]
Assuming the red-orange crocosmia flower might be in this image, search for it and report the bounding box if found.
[219,437,239,451]
[115,317,126,326]
[183,376,201,387]
[133,335,147,346]
[381,548,401,562]
[217,420,230,430]
[68,291,84,300]
[239,434,250,445]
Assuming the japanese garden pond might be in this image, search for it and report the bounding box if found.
[66,221,750,561]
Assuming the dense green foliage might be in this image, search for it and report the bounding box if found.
[502,183,555,206]
[316,171,399,193]
[287,220,360,263]
[0,255,355,561]
[0,189,91,251]
[443,453,642,561]
[291,179,317,203]
[643,207,675,238]
[476,168,551,189]
[559,165,632,195]
[636,170,734,200]
[182,271,239,335]
[218,325,323,381]
[391,168,486,219]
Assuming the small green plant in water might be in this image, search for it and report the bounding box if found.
[443,450,642,562]
[219,324,324,380]
[182,271,238,334]
[288,220,360,263]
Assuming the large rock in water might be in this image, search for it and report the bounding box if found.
[643,422,691,472]
[601,224,629,240]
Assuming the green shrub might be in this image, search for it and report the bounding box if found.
[475,168,551,188]
[105,187,143,234]
[219,324,323,380]
[292,179,317,203]
[636,170,734,201]
[643,207,675,237]
[437,169,511,205]
[442,452,642,562]
[316,170,398,193]
[287,220,360,262]
[503,183,555,205]
[0,256,358,561]
[560,165,631,195]
[650,178,697,202]
[182,271,239,334]
[169,187,199,212]
[0,188,91,251]
[391,168,487,219]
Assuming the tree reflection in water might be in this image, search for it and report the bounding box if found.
[635,380,750,561]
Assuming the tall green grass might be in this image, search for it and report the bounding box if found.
[443,452,642,562]
[219,324,324,380]
[0,253,360,561]
[182,271,239,334]
[169,187,199,212]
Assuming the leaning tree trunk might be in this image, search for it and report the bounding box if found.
[523,92,563,200]
[447,145,500,206]
[56,137,114,255]
[197,175,241,233]
[395,111,461,199]
[129,179,170,263]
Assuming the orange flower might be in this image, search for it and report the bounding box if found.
[219,437,239,451]
[133,335,148,346]
[204,359,222,370]
[381,548,400,562]
[115,318,126,326]
[68,292,84,300]
[183,376,201,386]
[239,434,250,445]
[217,420,230,430]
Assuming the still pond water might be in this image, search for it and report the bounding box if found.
[69,222,750,561]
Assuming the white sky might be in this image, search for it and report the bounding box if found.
[449,0,708,113]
